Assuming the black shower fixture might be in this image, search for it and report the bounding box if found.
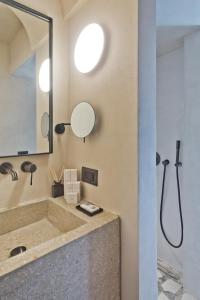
[160,140,183,248]
[156,152,161,166]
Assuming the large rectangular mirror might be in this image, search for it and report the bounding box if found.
[0,0,53,157]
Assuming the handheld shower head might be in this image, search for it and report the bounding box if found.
[176,140,181,150]
[175,140,182,167]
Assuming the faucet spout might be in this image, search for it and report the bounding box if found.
[0,163,18,181]
[9,169,18,181]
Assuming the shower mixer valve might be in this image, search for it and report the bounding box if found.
[21,161,37,186]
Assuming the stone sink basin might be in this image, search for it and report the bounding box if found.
[0,199,86,263]
[0,198,120,300]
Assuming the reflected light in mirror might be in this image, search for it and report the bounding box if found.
[39,58,50,92]
[74,23,105,73]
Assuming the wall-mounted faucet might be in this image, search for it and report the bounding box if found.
[0,163,18,181]
[21,161,37,186]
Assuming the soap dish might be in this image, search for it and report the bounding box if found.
[76,204,103,217]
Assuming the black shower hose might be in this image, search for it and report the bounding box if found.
[160,161,183,248]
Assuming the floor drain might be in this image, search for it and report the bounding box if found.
[10,246,27,257]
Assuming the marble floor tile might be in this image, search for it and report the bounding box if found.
[162,279,182,294]
[157,270,164,279]
[157,267,197,300]
[158,293,170,300]
[181,293,197,300]
[158,267,183,299]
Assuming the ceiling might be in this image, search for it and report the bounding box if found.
[157,26,200,57]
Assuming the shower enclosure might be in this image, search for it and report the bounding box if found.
[156,4,200,299]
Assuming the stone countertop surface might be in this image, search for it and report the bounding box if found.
[0,197,119,278]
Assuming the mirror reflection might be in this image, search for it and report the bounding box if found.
[41,112,49,138]
[0,2,52,157]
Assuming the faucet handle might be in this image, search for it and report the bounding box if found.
[21,161,37,186]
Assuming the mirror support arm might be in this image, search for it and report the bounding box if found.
[55,123,71,134]
[55,123,86,143]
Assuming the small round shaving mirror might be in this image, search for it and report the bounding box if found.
[55,102,95,141]
[71,102,95,138]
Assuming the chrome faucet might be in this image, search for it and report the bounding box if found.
[0,163,18,181]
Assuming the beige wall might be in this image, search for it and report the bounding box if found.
[0,0,69,209]
[60,0,89,19]
[60,0,78,17]
[66,0,138,299]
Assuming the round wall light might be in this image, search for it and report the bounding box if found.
[39,58,50,93]
[74,23,105,74]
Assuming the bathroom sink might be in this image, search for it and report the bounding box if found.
[0,199,85,262]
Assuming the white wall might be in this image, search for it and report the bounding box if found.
[182,30,200,299]
[157,0,200,25]
[139,0,157,299]
[157,47,185,273]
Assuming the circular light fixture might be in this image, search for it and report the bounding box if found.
[74,23,105,74]
[39,58,50,93]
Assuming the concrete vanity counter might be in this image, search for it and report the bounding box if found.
[0,198,120,300]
